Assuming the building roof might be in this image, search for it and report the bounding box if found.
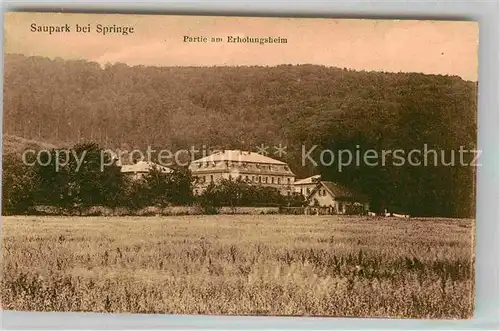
[192,150,287,165]
[120,161,173,174]
[294,175,321,185]
[308,181,369,201]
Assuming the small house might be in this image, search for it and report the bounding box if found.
[306,181,369,215]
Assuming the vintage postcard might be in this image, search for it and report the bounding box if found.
[2,13,478,318]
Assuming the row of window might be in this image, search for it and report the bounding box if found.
[195,162,290,172]
[196,174,293,185]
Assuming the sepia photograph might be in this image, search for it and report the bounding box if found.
[2,13,478,318]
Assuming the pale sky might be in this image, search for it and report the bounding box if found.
[4,12,479,81]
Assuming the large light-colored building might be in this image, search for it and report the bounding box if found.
[189,149,295,195]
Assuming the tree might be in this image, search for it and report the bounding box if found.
[164,167,194,205]
[34,148,72,208]
[123,166,195,208]
[2,153,38,214]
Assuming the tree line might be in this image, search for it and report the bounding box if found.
[3,54,477,217]
[1,143,303,215]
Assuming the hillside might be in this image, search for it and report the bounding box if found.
[2,134,58,156]
[2,54,477,217]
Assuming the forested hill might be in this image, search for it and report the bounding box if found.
[3,53,477,217]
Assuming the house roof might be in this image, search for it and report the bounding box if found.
[192,150,286,165]
[120,161,173,174]
[307,181,369,202]
[294,175,321,185]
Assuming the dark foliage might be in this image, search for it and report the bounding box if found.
[124,166,195,209]
[2,153,39,214]
[1,143,195,214]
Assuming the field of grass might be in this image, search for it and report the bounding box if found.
[1,215,474,318]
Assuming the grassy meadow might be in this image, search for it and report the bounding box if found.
[1,215,474,318]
